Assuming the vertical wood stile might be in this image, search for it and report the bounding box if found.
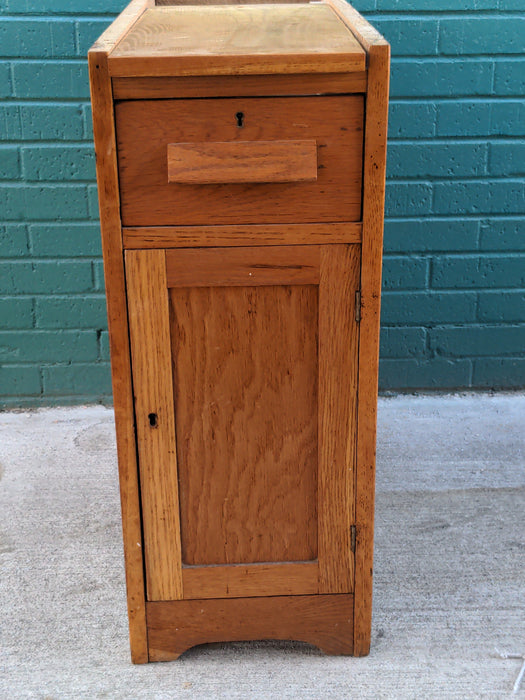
[356,44,390,656]
[326,0,390,655]
[353,41,389,656]
[318,244,360,593]
[88,0,154,666]
[125,250,184,602]
[88,55,145,669]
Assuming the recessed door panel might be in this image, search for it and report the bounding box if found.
[171,283,319,566]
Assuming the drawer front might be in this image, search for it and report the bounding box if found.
[115,96,364,226]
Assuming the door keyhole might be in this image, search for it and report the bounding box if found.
[235,111,244,128]
[148,413,158,428]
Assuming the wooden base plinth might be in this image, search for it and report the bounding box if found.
[145,594,354,661]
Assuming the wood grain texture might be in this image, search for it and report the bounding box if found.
[326,0,388,52]
[111,72,367,99]
[182,562,319,599]
[165,245,319,287]
[170,281,319,565]
[147,594,354,660]
[125,250,183,602]
[123,222,362,249]
[353,42,390,656]
[156,0,311,5]
[109,4,366,77]
[167,139,317,184]
[91,0,387,663]
[323,1,389,653]
[90,0,152,53]
[88,45,148,664]
[318,244,360,594]
[115,96,364,226]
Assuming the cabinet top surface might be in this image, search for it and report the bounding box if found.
[108,3,366,76]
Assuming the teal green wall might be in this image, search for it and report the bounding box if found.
[0,0,524,405]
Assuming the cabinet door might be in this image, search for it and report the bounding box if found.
[125,245,359,602]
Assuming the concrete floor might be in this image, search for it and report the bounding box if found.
[0,393,524,699]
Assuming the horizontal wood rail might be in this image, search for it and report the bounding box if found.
[165,245,320,287]
[111,72,368,100]
[123,222,363,248]
[182,561,319,600]
[147,594,354,660]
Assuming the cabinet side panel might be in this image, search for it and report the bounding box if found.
[170,284,319,566]
[88,49,148,664]
[354,42,390,656]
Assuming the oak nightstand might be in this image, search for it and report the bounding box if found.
[89,0,389,662]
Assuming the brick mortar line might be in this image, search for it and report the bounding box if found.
[382,288,525,294]
[5,97,522,105]
[0,14,119,19]
[7,141,95,146]
[382,323,520,328]
[392,138,525,144]
[366,12,525,18]
[5,138,523,146]
[2,138,523,146]
[388,176,524,184]
[6,178,524,186]
[8,177,525,185]
[0,58,90,63]
[0,293,106,298]
[383,253,525,259]
[389,176,525,182]
[3,56,523,64]
[5,11,525,18]
[7,215,522,224]
[391,56,525,62]
[393,53,525,59]
[0,258,102,262]
[3,53,521,60]
[390,96,525,102]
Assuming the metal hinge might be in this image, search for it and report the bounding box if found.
[355,291,361,323]
[350,525,356,553]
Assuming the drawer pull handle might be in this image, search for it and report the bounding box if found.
[167,140,318,185]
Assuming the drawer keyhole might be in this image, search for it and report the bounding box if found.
[148,412,158,428]
[235,111,245,128]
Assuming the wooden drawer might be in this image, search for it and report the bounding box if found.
[115,95,364,227]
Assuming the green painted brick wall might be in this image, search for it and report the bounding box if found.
[0,0,524,406]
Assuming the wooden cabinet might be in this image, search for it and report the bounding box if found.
[89,0,389,663]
